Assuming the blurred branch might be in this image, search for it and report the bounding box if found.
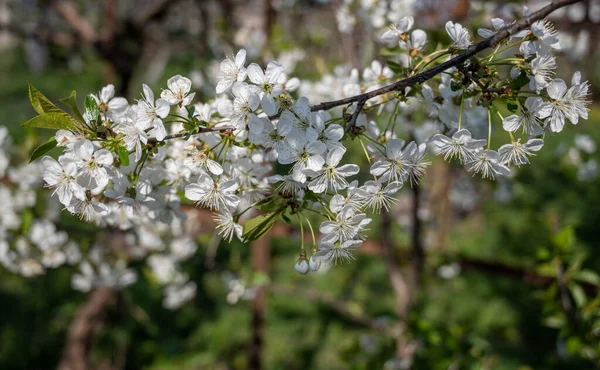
[58,288,115,370]
[43,0,97,43]
[127,0,183,27]
[270,285,392,334]
[0,22,76,47]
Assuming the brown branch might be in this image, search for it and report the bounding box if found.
[44,0,97,44]
[58,288,115,370]
[309,0,583,115]
[270,285,390,333]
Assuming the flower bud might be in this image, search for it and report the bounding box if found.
[294,258,310,275]
[309,255,321,272]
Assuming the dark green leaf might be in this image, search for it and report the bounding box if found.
[450,80,463,92]
[22,112,79,131]
[117,146,130,167]
[510,71,530,91]
[281,213,292,224]
[242,212,279,243]
[507,99,518,113]
[59,90,85,123]
[386,61,405,74]
[29,137,58,163]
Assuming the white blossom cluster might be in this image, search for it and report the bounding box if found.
[0,125,198,309]
[25,9,592,277]
[334,0,415,34]
[0,126,81,277]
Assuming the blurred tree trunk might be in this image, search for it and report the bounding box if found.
[249,237,270,370]
[58,288,115,370]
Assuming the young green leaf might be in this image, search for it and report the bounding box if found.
[83,95,100,127]
[22,112,79,131]
[28,82,62,115]
[117,146,130,167]
[29,137,58,163]
[60,90,85,123]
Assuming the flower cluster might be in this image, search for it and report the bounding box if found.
[22,8,592,277]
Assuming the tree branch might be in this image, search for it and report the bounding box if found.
[309,0,583,115]
[270,285,391,334]
[44,0,97,44]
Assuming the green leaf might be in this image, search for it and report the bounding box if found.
[21,210,33,233]
[28,82,62,115]
[510,71,530,91]
[242,212,279,243]
[543,315,565,329]
[386,61,405,74]
[569,283,587,308]
[574,269,600,286]
[507,99,518,113]
[22,112,79,131]
[450,80,463,92]
[29,137,58,163]
[83,95,100,127]
[59,90,85,123]
[117,146,130,167]
[281,213,292,224]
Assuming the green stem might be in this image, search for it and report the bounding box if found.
[487,108,492,149]
[458,95,464,130]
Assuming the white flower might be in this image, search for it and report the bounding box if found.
[213,211,243,242]
[319,207,371,244]
[361,180,402,213]
[305,148,359,193]
[72,140,113,190]
[161,75,195,107]
[216,49,247,94]
[502,97,544,135]
[430,129,486,164]
[537,73,590,133]
[184,146,223,175]
[399,29,427,53]
[164,281,197,309]
[445,21,472,50]
[113,110,150,161]
[531,19,560,50]
[313,240,362,265]
[370,139,424,183]
[136,84,170,141]
[278,133,326,183]
[41,155,86,206]
[329,181,365,213]
[185,174,240,211]
[477,18,505,38]
[230,82,261,131]
[466,150,510,180]
[246,61,284,116]
[381,16,414,44]
[362,60,394,83]
[268,174,306,197]
[499,138,544,166]
[92,84,128,119]
[530,53,556,93]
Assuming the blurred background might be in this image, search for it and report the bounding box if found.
[1,0,600,369]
